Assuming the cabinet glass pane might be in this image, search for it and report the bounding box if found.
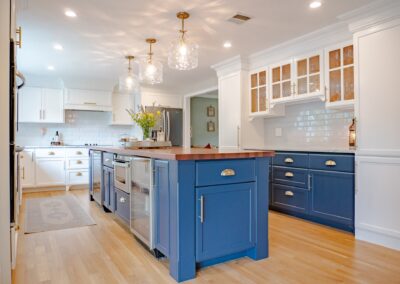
[251,88,258,112]
[251,73,258,88]
[329,49,341,69]
[343,45,353,66]
[344,66,354,101]
[329,70,341,102]
[272,84,281,99]
[282,64,291,80]
[297,59,307,77]
[259,71,266,86]
[297,78,307,95]
[309,74,320,93]
[272,67,280,83]
[282,81,291,97]
[259,86,267,111]
[309,55,320,74]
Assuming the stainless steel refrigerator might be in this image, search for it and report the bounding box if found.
[145,107,183,146]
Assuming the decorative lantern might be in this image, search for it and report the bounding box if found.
[349,118,356,148]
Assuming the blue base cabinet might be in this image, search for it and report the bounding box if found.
[270,151,355,232]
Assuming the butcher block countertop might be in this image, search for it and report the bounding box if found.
[89,146,275,160]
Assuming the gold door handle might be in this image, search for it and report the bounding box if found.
[325,160,337,167]
[16,26,22,48]
[15,225,20,231]
[48,151,55,155]
[284,157,294,164]
[221,169,236,177]
[76,160,82,164]
[285,191,294,197]
[285,172,294,178]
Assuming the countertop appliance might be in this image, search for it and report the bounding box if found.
[130,157,155,250]
[89,150,102,205]
[145,106,183,146]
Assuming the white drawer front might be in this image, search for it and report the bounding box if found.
[66,148,89,158]
[35,148,65,158]
[67,170,89,185]
[67,158,89,169]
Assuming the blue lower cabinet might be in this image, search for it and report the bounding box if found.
[115,188,130,224]
[309,170,354,229]
[271,184,308,214]
[154,160,170,257]
[196,182,255,262]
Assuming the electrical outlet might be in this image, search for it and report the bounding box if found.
[275,128,282,137]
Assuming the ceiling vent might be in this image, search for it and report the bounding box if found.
[228,13,251,24]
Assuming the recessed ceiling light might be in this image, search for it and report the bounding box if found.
[223,41,232,48]
[47,65,55,71]
[53,43,63,51]
[65,9,77,17]
[309,1,322,9]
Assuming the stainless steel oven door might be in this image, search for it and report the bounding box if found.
[113,160,131,193]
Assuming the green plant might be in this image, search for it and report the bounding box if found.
[127,106,161,139]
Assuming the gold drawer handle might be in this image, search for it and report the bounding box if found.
[76,172,82,176]
[285,172,294,178]
[285,191,294,197]
[284,157,294,164]
[221,169,236,177]
[76,151,82,155]
[76,160,83,164]
[48,151,55,155]
[325,160,337,167]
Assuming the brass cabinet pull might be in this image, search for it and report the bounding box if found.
[16,26,22,48]
[76,172,82,176]
[76,151,82,155]
[48,151,55,155]
[325,160,337,167]
[285,172,294,178]
[285,191,294,197]
[76,160,83,164]
[284,157,294,164]
[83,102,97,105]
[221,169,236,177]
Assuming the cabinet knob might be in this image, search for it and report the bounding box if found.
[221,169,236,177]
[325,160,337,167]
[120,197,126,203]
[48,151,55,155]
[76,160,82,164]
[285,172,294,178]
[76,172,82,176]
[284,157,294,164]
[285,191,294,197]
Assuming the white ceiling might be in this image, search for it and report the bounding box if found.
[16,0,375,94]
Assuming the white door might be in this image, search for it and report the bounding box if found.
[20,150,35,187]
[42,88,64,123]
[35,159,65,186]
[111,94,133,125]
[19,87,42,123]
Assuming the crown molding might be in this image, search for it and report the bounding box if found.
[211,55,249,78]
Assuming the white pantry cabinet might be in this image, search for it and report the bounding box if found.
[64,89,112,111]
[110,93,134,125]
[19,149,35,187]
[19,87,64,123]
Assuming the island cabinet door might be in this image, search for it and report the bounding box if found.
[309,170,354,228]
[196,182,255,262]
[154,160,170,257]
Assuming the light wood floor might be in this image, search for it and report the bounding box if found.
[12,189,400,284]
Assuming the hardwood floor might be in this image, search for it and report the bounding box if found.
[13,189,400,284]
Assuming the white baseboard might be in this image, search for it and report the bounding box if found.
[356,224,400,251]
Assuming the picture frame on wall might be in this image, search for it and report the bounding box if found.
[207,121,215,132]
[207,105,215,117]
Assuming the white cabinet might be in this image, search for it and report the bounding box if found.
[64,89,112,111]
[18,87,64,123]
[35,158,66,187]
[110,93,134,125]
[19,150,35,187]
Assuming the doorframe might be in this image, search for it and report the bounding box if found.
[182,86,218,148]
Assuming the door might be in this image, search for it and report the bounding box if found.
[294,52,323,97]
[42,88,64,123]
[196,182,255,262]
[35,159,65,186]
[309,170,354,228]
[270,60,293,101]
[111,94,133,125]
[103,167,110,209]
[20,150,35,187]
[18,87,42,122]
[249,69,268,114]
[154,160,169,256]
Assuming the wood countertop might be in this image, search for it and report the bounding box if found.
[89,146,275,160]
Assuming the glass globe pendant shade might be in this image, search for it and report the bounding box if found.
[140,59,163,85]
[168,38,198,70]
[119,55,140,93]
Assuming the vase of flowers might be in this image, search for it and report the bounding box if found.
[127,106,161,140]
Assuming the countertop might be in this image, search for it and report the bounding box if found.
[23,145,112,149]
[244,146,356,154]
[89,146,275,160]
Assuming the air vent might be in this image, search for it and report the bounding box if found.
[228,13,251,24]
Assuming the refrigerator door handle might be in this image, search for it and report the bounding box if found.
[167,111,171,142]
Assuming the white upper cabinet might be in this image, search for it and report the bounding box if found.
[110,93,134,125]
[325,42,354,109]
[19,87,64,123]
[270,59,293,104]
[64,89,112,111]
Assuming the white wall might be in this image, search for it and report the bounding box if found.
[0,0,11,282]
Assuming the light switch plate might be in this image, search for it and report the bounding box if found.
[275,128,282,137]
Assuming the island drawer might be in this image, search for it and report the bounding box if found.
[272,166,309,189]
[271,184,308,213]
[273,152,308,168]
[115,188,130,224]
[103,152,114,168]
[195,159,255,187]
[309,154,354,173]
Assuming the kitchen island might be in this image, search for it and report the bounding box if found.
[90,146,274,282]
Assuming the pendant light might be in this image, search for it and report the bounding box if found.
[140,38,163,84]
[168,11,199,70]
[119,55,140,92]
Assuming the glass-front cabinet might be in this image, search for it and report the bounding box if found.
[325,42,354,108]
[270,60,293,103]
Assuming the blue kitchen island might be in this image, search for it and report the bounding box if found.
[90,147,274,282]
